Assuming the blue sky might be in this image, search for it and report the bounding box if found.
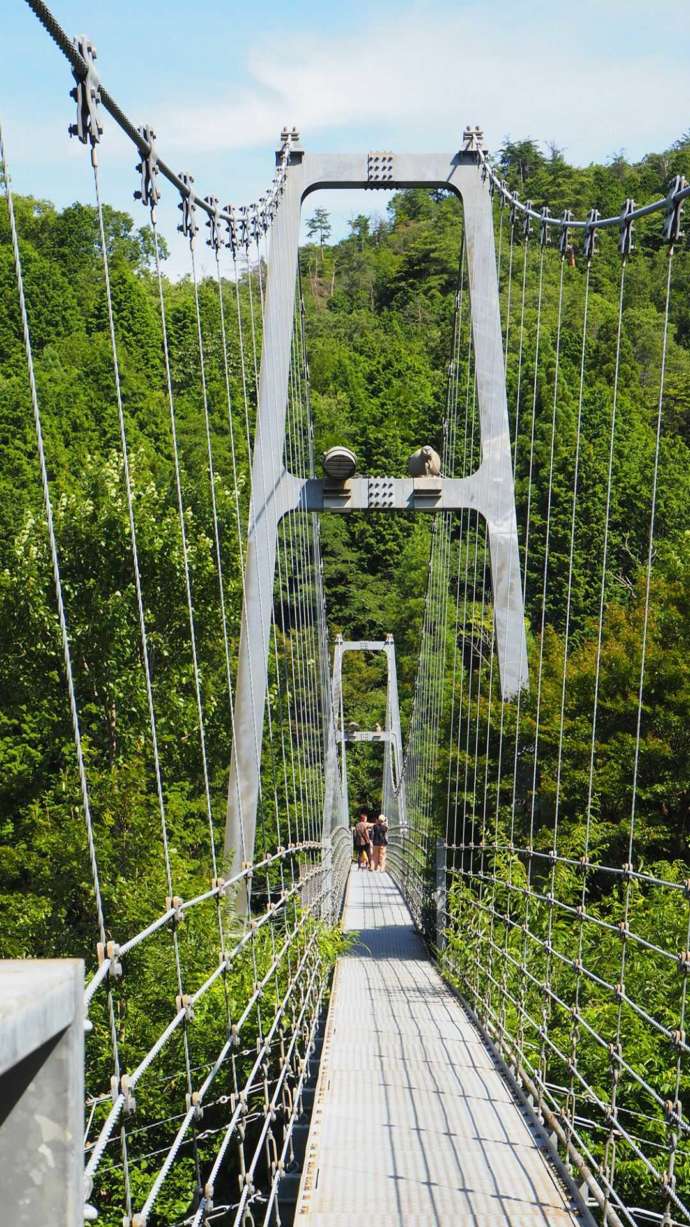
[2,0,690,277]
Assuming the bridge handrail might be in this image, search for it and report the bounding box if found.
[84,840,323,1009]
[453,942,690,1223]
[83,861,329,1191]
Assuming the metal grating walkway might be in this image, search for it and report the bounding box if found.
[295,869,588,1226]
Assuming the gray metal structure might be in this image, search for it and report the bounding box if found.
[322,634,406,836]
[224,143,527,888]
[0,960,84,1226]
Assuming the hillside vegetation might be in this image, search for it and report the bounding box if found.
[1,133,689,1217]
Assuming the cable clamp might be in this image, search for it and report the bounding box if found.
[120,1074,136,1116]
[508,189,521,229]
[238,205,251,251]
[177,173,198,243]
[621,861,634,882]
[134,126,160,219]
[618,197,635,257]
[166,895,185,926]
[665,1098,682,1124]
[559,209,575,264]
[683,879,690,900]
[205,196,224,253]
[662,175,687,246]
[212,876,226,893]
[225,205,239,257]
[583,208,600,262]
[252,198,268,240]
[203,1182,215,1214]
[522,200,533,241]
[105,941,122,979]
[69,37,102,149]
[617,919,629,939]
[613,981,625,1002]
[677,949,690,975]
[186,1090,204,1120]
[539,206,551,248]
[176,993,195,1020]
[672,1028,686,1049]
[229,1023,240,1047]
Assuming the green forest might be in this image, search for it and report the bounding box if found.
[1,132,689,1219]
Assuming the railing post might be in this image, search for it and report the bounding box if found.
[0,960,84,1226]
[435,838,447,952]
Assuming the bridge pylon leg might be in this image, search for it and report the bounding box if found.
[224,143,527,913]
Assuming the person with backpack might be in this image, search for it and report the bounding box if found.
[370,813,389,871]
[352,808,372,870]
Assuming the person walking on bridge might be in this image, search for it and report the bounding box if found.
[371,813,389,871]
[353,809,373,870]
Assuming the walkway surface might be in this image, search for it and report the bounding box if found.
[295,870,586,1226]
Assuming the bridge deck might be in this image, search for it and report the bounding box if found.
[295,870,586,1226]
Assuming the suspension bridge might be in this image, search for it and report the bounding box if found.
[1,2,689,1225]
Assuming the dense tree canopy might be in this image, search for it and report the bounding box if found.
[1,132,689,1218]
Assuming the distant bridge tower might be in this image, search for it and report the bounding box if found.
[323,634,406,835]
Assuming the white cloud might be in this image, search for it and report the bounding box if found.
[157,5,690,165]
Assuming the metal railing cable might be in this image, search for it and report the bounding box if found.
[6,15,352,1224]
[434,159,690,1226]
